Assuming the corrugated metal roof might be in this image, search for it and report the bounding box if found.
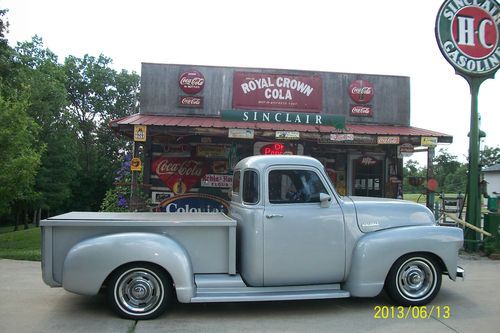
[110,114,451,138]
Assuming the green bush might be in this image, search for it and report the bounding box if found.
[484,237,500,255]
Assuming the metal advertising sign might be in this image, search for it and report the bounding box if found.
[151,157,209,194]
[196,145,228,158]
[201,174,233,188]
[133,125,147,142]
[421,136,438,147]
[220,110,346,129]
[179,70,205,94]
[178,96,203,108]
[350,105,373,117]
[154,193,229,213]
[348,80,374,103]
[162,144,192,157]
[377,136,400,145]
[275,131,300,140]
[232,72,323,112]
[330,133,355,142]
[436,0,499,77]
[151,191,173,204]
[398,143,415,158]
[228,128,254,139]
[130,157,142,171]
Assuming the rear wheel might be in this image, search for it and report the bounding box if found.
[385,254,442,306]
[107,263,173,320]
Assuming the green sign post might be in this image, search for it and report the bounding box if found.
[436,0,499,250]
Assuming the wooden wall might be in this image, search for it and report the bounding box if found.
[140,63,411,126]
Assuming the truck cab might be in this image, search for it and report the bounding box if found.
[230,155,346,287]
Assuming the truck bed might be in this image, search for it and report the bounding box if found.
[41,212,237,287]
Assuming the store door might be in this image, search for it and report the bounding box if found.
[353,156,383,197]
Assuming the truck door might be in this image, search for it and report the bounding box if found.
[263,167,345,286]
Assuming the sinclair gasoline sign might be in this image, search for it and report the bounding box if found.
[436,0,500,77]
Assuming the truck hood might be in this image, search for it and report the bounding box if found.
[346,196,436,233]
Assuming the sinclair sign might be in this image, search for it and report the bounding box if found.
[436,0,500,77]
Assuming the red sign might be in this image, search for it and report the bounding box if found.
[452,6,498,59]
[260,143,285,155]
[348,80,374,104]
[152,157,209,194]
[178,96,203,108]
[359,156,378,166]
[350,105,373,117]
[233,72,323,112]
[179,70,205,94]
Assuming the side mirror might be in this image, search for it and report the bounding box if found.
[319,193,331,208]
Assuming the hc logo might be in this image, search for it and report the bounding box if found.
[452,6,498,59]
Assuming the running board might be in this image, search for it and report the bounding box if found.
[191,274,350,303]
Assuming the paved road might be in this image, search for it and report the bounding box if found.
[1,258,499,333]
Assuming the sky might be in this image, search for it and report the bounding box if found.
[1,0,499,165]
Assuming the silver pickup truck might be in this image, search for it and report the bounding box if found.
[41,155,464,319]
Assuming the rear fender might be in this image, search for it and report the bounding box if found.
[343,226,463,297]
[62,232,194,302]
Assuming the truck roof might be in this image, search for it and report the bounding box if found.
[234,155,324,171]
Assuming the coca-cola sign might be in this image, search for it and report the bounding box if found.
[350,105,373,117]
[179,70,205,94]
[178,96,203,108]
[348,80,374,104]
[152,157,209,194]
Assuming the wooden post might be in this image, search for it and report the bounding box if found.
[130,141,140,212]
[426,147,435,211]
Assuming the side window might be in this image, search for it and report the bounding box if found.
[242,170,259,204]
[232,171,241,195]
[269,169,327,204]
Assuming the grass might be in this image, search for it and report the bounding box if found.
[0,223,36,234]
[403,193,463,205]
[0,227,41,261]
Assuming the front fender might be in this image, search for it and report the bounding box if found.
[343,225,463,297]
[62,232,194,302]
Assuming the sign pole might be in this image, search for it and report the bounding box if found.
[436,0,499,250]
[464,77,484,250]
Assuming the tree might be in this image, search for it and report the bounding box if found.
[480,145,500,167]
[64,54,139,211]
[0,9,8,40]
[403,159,427,194]
[0,95,43,216]
[433,149,466,194]
[15,37,79,217]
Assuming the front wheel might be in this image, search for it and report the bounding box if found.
[107,263,173,320]
[385,254,442,306]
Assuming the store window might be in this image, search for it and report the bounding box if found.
[242,170,259,204]
[268,170,327,204]
[353,156,383,197]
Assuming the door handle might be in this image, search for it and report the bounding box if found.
[266,214,283,219]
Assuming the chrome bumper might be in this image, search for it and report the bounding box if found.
[456,266,465,280]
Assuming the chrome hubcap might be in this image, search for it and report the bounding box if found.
[397,258,435,300]
[115,268,163,314]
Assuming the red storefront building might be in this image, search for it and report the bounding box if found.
[110,63,452,212]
